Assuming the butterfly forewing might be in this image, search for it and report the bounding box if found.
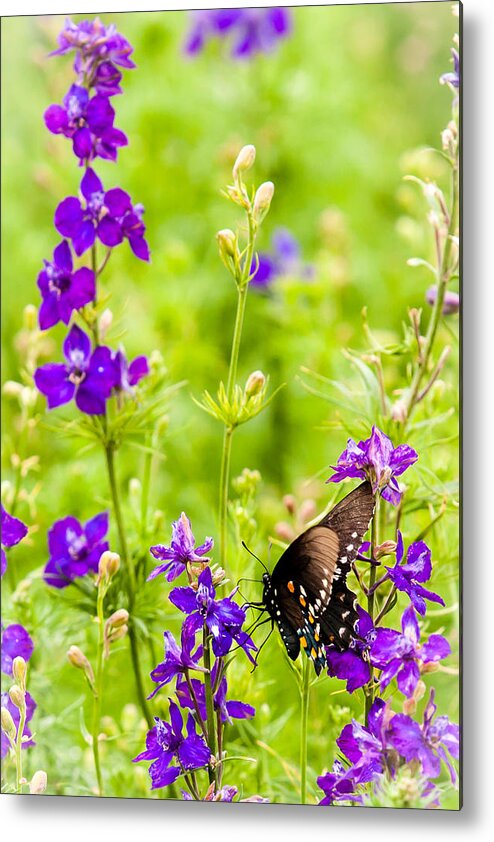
[264,482,375,674]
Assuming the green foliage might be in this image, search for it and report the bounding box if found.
[1,6,459,806]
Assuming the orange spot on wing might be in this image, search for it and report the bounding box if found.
[299,596,306,607]
[299,636,307,648]
[287,581,295,593]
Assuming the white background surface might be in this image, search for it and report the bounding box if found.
[1,0,492,836]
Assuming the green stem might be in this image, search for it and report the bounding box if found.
[15,696,27,794]
[403,161,459,423]
[299,657,310,805]
[91,586,105,796]
[103,443,152,728]
[218,213,257,568]
[202,627,217,787]
[218,426,233,568]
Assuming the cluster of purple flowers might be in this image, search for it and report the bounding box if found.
[45,17,135,165]
[317,692,459,805]
[184,8,292,59]
[34,18,150,417]
[134,515,258,797]
[1,623,36,759]
[318,425,458,806]
[251,228,313,290]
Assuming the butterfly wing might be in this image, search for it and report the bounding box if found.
[269,481,375,673]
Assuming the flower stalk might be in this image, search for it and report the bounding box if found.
[103,442,152,728]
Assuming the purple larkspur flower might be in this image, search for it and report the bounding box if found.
[176,661,255,725]
[440,48,460,89]
[326,606,376,692]
[327,425,418,506]
[1,690,36,759]
[148,512,213,583]
[251,227,313,289]
[389,689,459,783]
[43,511,109,588]
[317,759,362,806]
[318,698,392,805]
[111,349,149,394]
[185,8,292,59]
[37,240,95,330]
[1,624,34,675]
[44,83,127,163]
[169,566,257,663]
[1,506,28,578]
[54,168,149,260]
[385,533,445,616]
[34,324,114,415]
[426,286,460,315]
[133,701,211,790]
[370,606,450,698]
[148,622,206,700]
[51,18,135,78]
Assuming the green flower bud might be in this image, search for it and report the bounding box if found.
[97,550,120,584]
[253,182,275,224]
[9,684,25,710]
[216,229,237,272]
[245,370,266,398]
[232,144,256,180]
[67,645,95,686]
[107,608,129,629]
[99,308,113,340]
[23,304,38,331]
[29,770,48,794]
[1,706,17,741]
[12,656,27,691]
[2,381,24,398]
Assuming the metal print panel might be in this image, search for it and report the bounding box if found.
[1,2,461,809]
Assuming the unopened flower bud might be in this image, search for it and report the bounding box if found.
[374,540,397,560]
[99,308,113,340]
[9,685,24,710]
[216,229,237,271]
[3,380,24,398]
[274,521,295,543]
[107,608,129,630]
[232,144,256,180]
[129,478,141,502]
[245,370,266,398]
[253,182,274,224]
[29,770,48,794]
[391,400,408,424]
[211,565,226,586]
[426,286,460,315]
[23,304,38,331]
[283,494,296,515]
[67,645,95,685]
[299,499,317,523]
[1,707,17,741]
[12,657,27,691]
[97,550,120,584]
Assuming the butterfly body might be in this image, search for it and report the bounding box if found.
[261,481,375,675]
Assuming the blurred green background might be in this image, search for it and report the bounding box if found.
[1,5,459,806]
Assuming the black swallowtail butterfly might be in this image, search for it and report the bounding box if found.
[259,481,375,675]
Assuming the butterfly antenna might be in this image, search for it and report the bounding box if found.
[241,541,269,574]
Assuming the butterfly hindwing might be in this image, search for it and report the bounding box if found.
[263,482,375,673]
